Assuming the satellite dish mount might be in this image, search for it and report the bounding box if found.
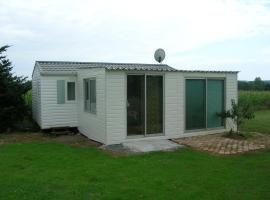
[154,48,166,63]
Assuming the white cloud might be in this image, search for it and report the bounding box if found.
[0,0,270,79]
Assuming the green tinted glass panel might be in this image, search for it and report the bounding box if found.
[84,79,90,111]
[207,80,224,128]
[186,79,206,130]
[57,80,65,104]
[67,82,75,100]
[90,79,96,113]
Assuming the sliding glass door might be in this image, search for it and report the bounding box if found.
[127,75,145,136]
[185,79,225,131]
[127,75,163,136]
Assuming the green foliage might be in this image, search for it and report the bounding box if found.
[239,91,270,110]
[23,90,32,116]
[0,45,31,132]
[218,100,255,134]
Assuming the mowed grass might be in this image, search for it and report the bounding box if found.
[241,109,270,134]
[0,142,269,200]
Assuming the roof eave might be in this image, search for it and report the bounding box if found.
[105,68,177,72]
[177,70,239,74]
[40,71,78,76]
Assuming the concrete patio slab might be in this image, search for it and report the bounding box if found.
[121,139,184,153]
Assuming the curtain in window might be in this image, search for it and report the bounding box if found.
[185,79,225,130]
[207,80,224,128]
[57,80,65,104]
[186,79,206,130]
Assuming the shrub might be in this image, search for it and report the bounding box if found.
[218,100,255,134]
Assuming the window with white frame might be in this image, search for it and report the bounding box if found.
[84,78,96,113]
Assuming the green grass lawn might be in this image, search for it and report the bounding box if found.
[241,109,270,134]
[0,142,269,200]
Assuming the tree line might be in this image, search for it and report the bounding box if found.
[238,77,270,91]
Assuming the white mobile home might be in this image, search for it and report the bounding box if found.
[32,61,238,145]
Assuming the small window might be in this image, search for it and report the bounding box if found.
[67,82,76,101]
[90,79,96,113]
[84,79,90,111]
[57,80,65,104]
[84,78,96,113]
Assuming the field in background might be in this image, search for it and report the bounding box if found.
[239,91,270,110]
[240,110,270,134]
[238,91,270,134]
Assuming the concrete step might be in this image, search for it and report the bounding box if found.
[122,139,184,153]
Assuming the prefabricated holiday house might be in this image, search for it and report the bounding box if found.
[32,61,238,145]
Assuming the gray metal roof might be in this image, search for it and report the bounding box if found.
[35,61,238,75]
[36,61,177,73]
[177,69,239,73]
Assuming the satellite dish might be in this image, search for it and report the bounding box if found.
[154,48,166,63]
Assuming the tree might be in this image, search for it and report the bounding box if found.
[265,82,270,91]
[253,77,264,91]
[218,100,255,134]
[0,45,31,132]
[238,81,250,90]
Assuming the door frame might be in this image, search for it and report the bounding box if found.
[126,72,165,138]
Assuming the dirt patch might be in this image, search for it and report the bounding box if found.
[0,132,49,144]
[52,134,101,147]
[0,132,101,148]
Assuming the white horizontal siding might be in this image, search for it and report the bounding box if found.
[105,71,126,144]
[40,75,78,129]
[164,72,183,137]
[77,68,106,144]
[225,73,238,131]
[32,64,41,127]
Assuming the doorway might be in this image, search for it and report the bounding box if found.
[127,74,163,136]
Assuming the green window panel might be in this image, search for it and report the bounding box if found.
[90,79,96,113]
[186,79,206,130]
[84,79,90,111]
[207,80,224,128]
[57,80,65,104]
[67,82,75,101]
[84,78,96,113]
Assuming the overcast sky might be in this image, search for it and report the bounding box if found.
[1,0,270,80]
